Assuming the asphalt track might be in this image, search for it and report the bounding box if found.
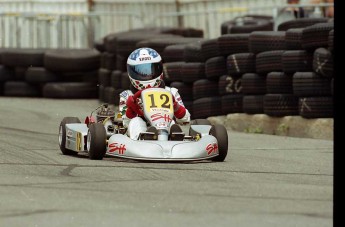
[0,97,333,227]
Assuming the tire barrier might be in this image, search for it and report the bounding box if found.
[285,28,304,50]
[221,15,273,35]
[243,95,264,114]
[241,73,266,95]
[281,50,313,73]
[110,70,122,89]
[0,21,333,119]
[298,97,333,118]
[136,37,203,56]
[102,52,117,71]
[227,53,256,76]
[0,65,13,82]
[192,97,222,119]
[218,75,242,95]
[293,72,332,97]
[98,68,112,88]
[249,31,286,54]
[266,72,293,94]
[4,81,41,97]
[42,82,98,99]
[181,63,206,83]
[256,50,285,74]
[263,94,299,117]
[205,56,227,79]
[163,62,185,83]
[25,67,59,84]
[301,22,334,50]
[312,48,333,78]
[328,30,334,53]
[162,44,189,63]
[1,48,46,68]
[217,34,250,56]
[221,94,243,114]
[44,49,100,72]
[277,18,328,31]
[183,42,206,63]
[193,79,218,100]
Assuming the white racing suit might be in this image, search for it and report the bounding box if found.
[119,86,191,140]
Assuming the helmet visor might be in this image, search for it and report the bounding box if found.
[127,62,163,81]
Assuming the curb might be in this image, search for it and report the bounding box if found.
[208,114,333,141]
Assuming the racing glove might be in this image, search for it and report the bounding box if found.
[125,95,143,119]
[173,97,186,119]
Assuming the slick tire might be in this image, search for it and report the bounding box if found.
[58,117,81,156]
[87,123,107,160]
[1,48,46,67]
[210,125,228,162]
[43,82,98,99]
[44,49,100,72]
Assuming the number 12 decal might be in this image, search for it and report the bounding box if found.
[143,90,173,113]
[148,94,171,108]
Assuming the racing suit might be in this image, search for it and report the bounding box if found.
[119,86,191,140]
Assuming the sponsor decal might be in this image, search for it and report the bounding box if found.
[76,132,82,151]
[151,113,172,122]
[67,130,73,137]
[129,48,159,61]
[156,122,168,128]
[206,143,218,155]
[120,90,129,99]
[139,56,152,61]
[108,142,126,155]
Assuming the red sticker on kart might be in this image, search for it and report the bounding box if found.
[151,113,172,123]
[206,143,218,155]
[109,142,126,155]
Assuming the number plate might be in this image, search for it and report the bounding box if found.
[142,89,173,114]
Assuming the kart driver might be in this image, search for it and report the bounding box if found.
[119,47,191,140]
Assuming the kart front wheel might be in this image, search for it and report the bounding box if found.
[87,123,107,160]
[59,117,81,155]
[209,124,228,162]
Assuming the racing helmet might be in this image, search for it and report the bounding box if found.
[127,47,164,90]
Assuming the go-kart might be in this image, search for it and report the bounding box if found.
[58,87,228,162]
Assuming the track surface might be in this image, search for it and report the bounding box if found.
[0,97,333,227]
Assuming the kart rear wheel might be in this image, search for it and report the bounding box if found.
[209,124,228,162]
[87,123,107,160]
[59,117,81,155]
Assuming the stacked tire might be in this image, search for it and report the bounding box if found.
[0,48,101,98]
[0,48,47,97]
[43,49,100,99]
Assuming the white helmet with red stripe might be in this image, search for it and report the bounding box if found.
[127,47,164,90]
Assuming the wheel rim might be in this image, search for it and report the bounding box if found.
[87,131,91,152]
[58,125,63,146]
